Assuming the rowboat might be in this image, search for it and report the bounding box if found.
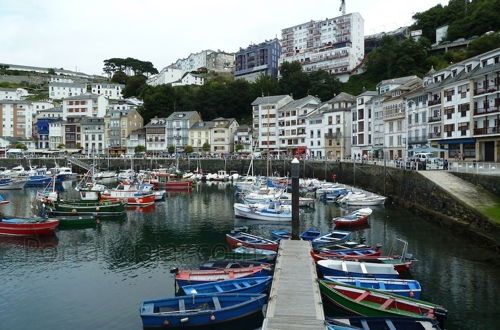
[232,247,277,261]
[326,316,441,330]
[140,293,267,328]
[174,265,271,287]
[319,281,447,328]
[211,252,271,263]
[333,208,372,228]
[337,255,414,274]
[310,247,380,261]
[270,230,291,241]
[181,276,272,295]
[324,276,422,299]
[312,230,352,248]
[300,229,322,241]
[56,215,99,228]
[199,260,270,270]
[0,217,59,236]
[317,260,399,278]
[226,232,278,251]
[47,199,126,215]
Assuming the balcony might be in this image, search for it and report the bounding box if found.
[474,127,500,135]
[384,110,405,120]
[474,85,499,96]
[325,132,341,138]
[408,136,428,144]
[428,115,442,123]
[428,98,441,106]
[474,105,500,116]
[428,132,442,139]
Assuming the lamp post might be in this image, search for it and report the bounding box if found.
[291,157,300,239]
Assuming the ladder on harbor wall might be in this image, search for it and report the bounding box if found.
[66,156,92,172]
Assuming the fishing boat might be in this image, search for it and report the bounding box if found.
[100,183,156,206]
[0,177,27,190]
[140,293,267,328]
[317,260,399,278]
[211,251,271,263]
[181,276,272,295]
[319,281,448,328]
[0,217,59,236]
[312,230,352,248]
[47,199,126,214]
[232,247,277,261]
[199,260,270,270]
[300,229,322,241]
[25,175,55,187]
[226,232,278,251]
[324,277,422,299]
[233,202,292,222]
[174,265,271,287]
[326,316,441,330]
[333,208,373,228]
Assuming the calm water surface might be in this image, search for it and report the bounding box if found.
[0,181,499,330]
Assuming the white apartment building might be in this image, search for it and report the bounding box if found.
[48,119,64,150]
[251,95,293,154]
[147,67,184,86]
[61,94,108,119]
[304,110,325,158]
[145,118,167,152]
[170,50,234,73]
[277,95,321,156]
[36,106,63,119]
[108,100,138,112]
[31,101,55,113]
[189,121,213,152]
[405,87,429,155]
[210,118,239,154]
[234,125,253,153]
[371,96,385,159]
[50,75,74,83]
[351,91,377,159]
[166,111,202,151]
[126,128,146,154]
[49,82,87,99]
[0,88,29,100]
[80,117,105,155]
[91,83,124,99]
[0,100,33,139]
[279,12,364,82]
[172,73,206,86]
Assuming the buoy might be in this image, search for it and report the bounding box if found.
[71,209,77,214]
[96,207,100,211]
[210,314,216,321]
[162,319,169,325]
[409,290,414,298]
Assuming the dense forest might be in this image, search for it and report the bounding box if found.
[109,0,500,124]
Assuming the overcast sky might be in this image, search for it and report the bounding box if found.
[1,0,448,75]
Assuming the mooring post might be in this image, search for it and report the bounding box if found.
[291,157,300,240]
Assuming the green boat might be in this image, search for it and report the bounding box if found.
[55,215,99,229]
[319,280,447,328]
[49,200,126,214]
[212,252,270,262]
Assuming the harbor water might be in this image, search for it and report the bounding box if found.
[0,181,499,330]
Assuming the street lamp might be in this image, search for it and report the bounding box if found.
[291,157,300,239]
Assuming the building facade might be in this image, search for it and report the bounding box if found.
[351,91,377,158]
[234,125,253,153]
[189,121,213,152]
[106,109,143,154]
[166,111,202,151]
[126,128,146,154]
[146,67,185,86]
[279,12,364,82]
[49,82,87,99]
[210,118,239,154]
[48,119,65,150]
[91,83,124,99]
[81,117,105,155]
[0,88,29,100]
[63,117,82,149]
[62,94,108,119]
[234,39,281,82]
[0,100,33,138]
[144,117,167,152]
[172,73,206,86]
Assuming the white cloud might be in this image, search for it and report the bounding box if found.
[0,0,448,75]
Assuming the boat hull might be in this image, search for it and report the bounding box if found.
[101,193,155,206]
[181,276,272,295]
[175,266,270,287]
[0,218,59,236]
[234,204,291,222]
[317,260,399,279]
[324,276,422,299]
[225,233,278,251]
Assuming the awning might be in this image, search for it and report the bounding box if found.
[437,138,476,145]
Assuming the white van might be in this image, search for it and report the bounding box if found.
[413,153,443,169]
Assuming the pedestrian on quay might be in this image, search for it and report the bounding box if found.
[443,159,449,170]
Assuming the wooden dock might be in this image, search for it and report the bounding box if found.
[262,240,326,330]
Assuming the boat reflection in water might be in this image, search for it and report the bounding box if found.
[126,203,156,214]
[0,234,59,249]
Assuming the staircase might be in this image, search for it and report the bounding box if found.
[66,156,92,172]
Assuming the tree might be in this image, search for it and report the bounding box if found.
[134,145,146,153]
[11,142,27,150]
[202,143,210,152]
[123,75,147,98]
[111,71,128,85]
[57,143,66,149]
[168,145,175,154]
[278,61,311,98]
[47,68,56,75]
[184,145,193,154]
[235,144,244,153]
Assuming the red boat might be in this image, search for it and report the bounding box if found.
[174,265,270,286]
[100,183,156,206]
[333,208,372,227]
[226,232,279,251]
[165,180,192,189]
[0,217,59,236]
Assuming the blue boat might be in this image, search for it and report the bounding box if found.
[140,293,267,328]
[323,276,422,299]
[25,175,61,187]
[317,260,399,278]
[270,230,291,241]
[312,230,351,248]
[326,316,441,330]
[300,229,322,241]
[232,247,277,261]
[181,276,272,295]
[199,259,270,270]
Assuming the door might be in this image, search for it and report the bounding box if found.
[484,141,494,162]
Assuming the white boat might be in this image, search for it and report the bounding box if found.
[276,193,315,208]
[338,192,386,206]
[94,170,117,180]
[117,169,135,181]
[101,183,156,206]
[233,202,292,222]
